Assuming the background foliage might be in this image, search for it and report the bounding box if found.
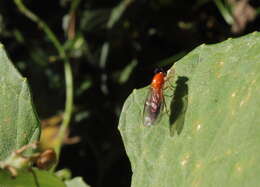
[0,0,259,186]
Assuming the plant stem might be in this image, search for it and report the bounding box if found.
[14,0,74,162]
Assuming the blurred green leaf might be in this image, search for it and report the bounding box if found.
[13,29,25,43]
[0,168,66,187]
[214,0,234,25]
[63,34,89,58]
[100,42,109,68]
[55,168,72,181]
[118,58,137,84]
[256,7,260,15]
[29,46,49,67]
[99,0,133,71]
[65,177,90,187]
[0,43,40,160]
[80,9,110,32]
[76,79,92,96]
[119,32,260,186]
[45,69,63,89]
[16,61,27,71]
[74,111,90,122]
[107,0,132,29]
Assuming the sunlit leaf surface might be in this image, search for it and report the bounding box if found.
[119,32,260,187]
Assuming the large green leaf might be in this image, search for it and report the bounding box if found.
[0,43,40,159]
[119,32,260,187]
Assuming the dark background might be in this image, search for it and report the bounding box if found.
[0,0,259,186]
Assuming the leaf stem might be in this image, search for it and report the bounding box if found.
[14,0,74,162]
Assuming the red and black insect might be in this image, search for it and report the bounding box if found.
[143,69,167,126]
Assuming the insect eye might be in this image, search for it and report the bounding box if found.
[154,67,166,75]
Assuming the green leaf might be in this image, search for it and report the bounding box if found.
[0,168,66,187]
[0,43,40,159]
[65,177,90,187]
[107,0,132,29]
[118,32,260,187]
[55,168,72,181]
[118,59,138,84]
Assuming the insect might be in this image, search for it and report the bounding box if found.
[143,69,167,126]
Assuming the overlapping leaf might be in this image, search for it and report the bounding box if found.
[0,43,40,159]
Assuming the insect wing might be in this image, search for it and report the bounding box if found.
[143,88,164,126]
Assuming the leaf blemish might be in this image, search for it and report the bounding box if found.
[225,149,232,155]
[251,79,256,85]
[196,123,201,131]
[218,61,224,66]
[195,162,202,169]
[180,154,190,166]
[216,72,221,79]
[3,118,11,123]
[239,100,245,107]
[235,163,243,173]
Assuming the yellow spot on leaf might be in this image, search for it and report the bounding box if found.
[3,118,11,123]
[237,166,242,172]
[216,71,221,79]
[240,100,245,107]
[225,149,232,155]
[192,177,202,187]
[196,124,201,131]
[180,154,190,166]
[251,79,256,85]
[235,163,243,173]
[188,96,192,104]
[195,162,202,169]
[218,61,224,66]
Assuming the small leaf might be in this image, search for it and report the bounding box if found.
[65,177,90,187]
[118,59,138,84]
[55,168,72,181]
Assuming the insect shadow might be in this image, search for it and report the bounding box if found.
[169,76,189,136]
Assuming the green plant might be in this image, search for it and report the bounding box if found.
[13,0,74,159]
[0,43,88,186]
[119,32,260,187]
